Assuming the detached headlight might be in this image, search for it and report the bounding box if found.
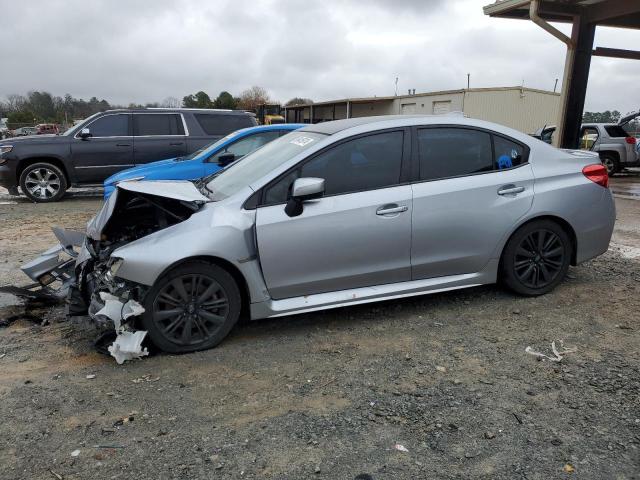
[109,258,124,277]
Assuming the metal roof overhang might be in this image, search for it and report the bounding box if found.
[484,0,640,30]
[483,0,640,148]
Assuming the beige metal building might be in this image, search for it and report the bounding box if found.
[284,86,560,134]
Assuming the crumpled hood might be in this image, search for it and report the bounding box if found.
[104,157,179,186]
[87,180,209,240]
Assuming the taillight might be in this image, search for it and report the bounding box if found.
[625,136,636,145]
[583,164,609,188]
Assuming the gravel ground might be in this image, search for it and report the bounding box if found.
[0,181,639,480]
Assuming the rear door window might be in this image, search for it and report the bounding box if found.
[134,114,184,136]
[195,114,256,136]
[417,128,493,181]
[604,125,629,138]
[84,114,130,137]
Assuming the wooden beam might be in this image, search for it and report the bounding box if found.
[587,0,640,24]
[593,47,640,61]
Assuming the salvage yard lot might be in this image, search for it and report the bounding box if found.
[0,178,639,479]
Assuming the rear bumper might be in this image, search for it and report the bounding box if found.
[575,189,616,264]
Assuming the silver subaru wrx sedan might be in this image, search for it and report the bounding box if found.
[74,115,615,353]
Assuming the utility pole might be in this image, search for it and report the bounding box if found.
[467,73,470,89]
[553,78,559,93]
[394,77,398,96]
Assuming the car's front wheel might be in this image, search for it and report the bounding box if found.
[501,220,572,296]
[141,261,242,353]
[19,162,68,202]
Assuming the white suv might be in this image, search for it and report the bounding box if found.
[533,111,639,175]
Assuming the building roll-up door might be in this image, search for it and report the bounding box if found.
[432,101,452,115]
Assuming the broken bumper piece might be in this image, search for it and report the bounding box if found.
[0,227,85,303]
[94,292,149,364]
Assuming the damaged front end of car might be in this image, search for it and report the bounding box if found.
[3,180,210,363]
[0,227,85,303]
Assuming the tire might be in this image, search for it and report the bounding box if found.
[141,261,242,353]
[600,154,619,176]
[500,220,572,296]
[19,162,68,202]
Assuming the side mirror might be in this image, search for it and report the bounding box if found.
[79,128,91,139]
[217,152,236,167]
[284,177,325,217]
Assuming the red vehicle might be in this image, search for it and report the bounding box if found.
[36,124,59,135]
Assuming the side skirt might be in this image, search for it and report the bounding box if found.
[250,265,497,320]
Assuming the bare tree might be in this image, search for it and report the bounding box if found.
[5,94,27,112]
[237,86,271,111]
[161,96,180,108]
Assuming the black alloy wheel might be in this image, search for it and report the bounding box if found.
[513,229,564,289]
[501,220,572,296]
[142,262,241,353]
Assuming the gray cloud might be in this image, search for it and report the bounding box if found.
[1,0,638,113]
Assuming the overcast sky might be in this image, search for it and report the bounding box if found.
[2,0,638,113]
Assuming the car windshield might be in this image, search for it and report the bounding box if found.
[182,131,240,161]
[205,131,326,201]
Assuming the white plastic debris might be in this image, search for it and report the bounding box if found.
[96,292,145,327]
[525,340,577,362]
[70,449,81,457]
[108,330,149,365]
[394,444,409,453]
[86,374,96,379]
[96,292,148,364]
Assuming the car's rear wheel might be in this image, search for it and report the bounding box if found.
[501,220,572,296]
[600,154,619,176]
[141,261,241,353]
[19,162,68,202]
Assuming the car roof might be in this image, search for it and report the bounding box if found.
[241,123,305,132]
[101,108,255,116]
[299,113,466,135]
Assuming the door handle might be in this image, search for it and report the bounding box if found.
[376,204,408,215]
[497,185,525,196]
[170,142,184,146]
[116,143,131,147]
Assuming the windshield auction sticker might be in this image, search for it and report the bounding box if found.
[290,136,315,147]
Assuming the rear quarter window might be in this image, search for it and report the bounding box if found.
[604,125,628,138]
[493,135,527,170]
[195,114,256,136]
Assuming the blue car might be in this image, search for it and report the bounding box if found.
[103,123,305,199]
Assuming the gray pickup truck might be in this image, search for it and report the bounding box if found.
[533,110,639,176]
[0,108,257,202]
